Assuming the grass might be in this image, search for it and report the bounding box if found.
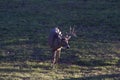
[0,61,119,80]
[0,42,119,80]
[0,0,120,80]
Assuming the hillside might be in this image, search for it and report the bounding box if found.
[0,0,120,80]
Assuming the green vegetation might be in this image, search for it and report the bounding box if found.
[0,0,120,80]
[0,61,119,80]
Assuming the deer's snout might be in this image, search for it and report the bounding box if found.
[66,45,70,49]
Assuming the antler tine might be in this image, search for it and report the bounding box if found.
[72,27,75,33]
[70,26,72,34]
[73,26,77,37]
[73,25,77,32]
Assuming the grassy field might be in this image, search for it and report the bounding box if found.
[0,0,120,80]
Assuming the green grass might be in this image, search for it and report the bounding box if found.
[0,0,120,80]
[0,61,119,80]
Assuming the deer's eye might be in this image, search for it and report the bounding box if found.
[61,40,67,46]
[62,38,65,41]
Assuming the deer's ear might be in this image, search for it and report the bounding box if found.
[67,36,71,40]
[65,35,71,40]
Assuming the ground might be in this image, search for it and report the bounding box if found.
[0,0,120,80]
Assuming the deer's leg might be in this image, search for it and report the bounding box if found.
[52,51,57,65]
[56,50,61,64]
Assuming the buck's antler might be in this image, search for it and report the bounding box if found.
[69,26,77,37]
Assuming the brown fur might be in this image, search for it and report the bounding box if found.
[48,27,76,66]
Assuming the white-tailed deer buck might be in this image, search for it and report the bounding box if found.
[48,27,76,67]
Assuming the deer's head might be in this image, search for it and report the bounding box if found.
[61,27,77,49]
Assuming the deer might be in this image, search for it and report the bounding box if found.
[48,27,76,67]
